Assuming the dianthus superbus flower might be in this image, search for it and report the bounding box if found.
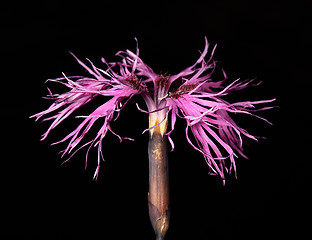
[31,37,275,240]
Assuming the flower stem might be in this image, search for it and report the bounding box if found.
[148,130,170,240]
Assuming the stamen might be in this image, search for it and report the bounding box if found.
[158,94,168,100]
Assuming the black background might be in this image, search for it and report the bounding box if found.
[1,0,310,239]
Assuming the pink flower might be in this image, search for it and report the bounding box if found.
[31,49,144,179]
[31,37,275,182]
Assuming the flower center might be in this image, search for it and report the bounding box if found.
[125,75,143,91]
[155,74,170,102]
[169,84,196,99]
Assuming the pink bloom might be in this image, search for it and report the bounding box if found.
[31,37,275,182]
[31,50,144,179]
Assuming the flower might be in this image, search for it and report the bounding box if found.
[31,48,144,179]
[31,37,275,182]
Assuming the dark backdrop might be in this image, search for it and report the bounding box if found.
[1,0,309,239]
